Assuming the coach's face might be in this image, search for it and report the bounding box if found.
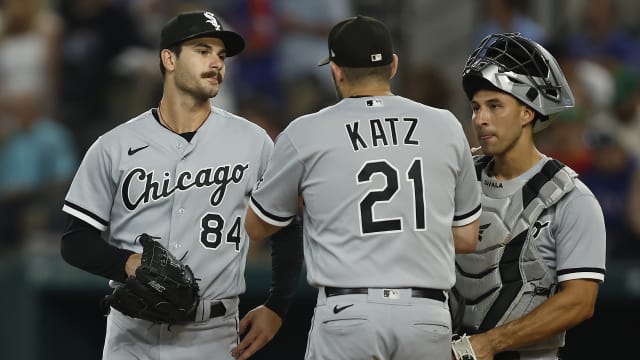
[470,89,535,156]
[172,37,226,100]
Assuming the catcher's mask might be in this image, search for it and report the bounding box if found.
[462,32,575,133]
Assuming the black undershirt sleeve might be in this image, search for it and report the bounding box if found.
[60,215,135,283]
[263,217,304,319]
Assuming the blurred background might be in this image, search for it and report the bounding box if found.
[0,0,638,358]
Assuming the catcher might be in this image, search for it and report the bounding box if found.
[450,33,606,360]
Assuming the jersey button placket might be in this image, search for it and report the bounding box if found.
[174,208,185,250]
[178,142,193,159]
[171,149,188,257]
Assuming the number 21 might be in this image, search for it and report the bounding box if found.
[357,158,426,234]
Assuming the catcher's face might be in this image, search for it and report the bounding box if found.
[172,37,226,100]
[470,89,535,156]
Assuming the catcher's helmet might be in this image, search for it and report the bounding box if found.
[462,33,575,133]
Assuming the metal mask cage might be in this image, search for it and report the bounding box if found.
[464,33,563,104]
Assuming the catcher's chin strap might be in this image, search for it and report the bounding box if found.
[452,334,477,360]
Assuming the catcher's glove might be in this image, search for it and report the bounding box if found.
[451,334,477,360]
[101,233,200,324]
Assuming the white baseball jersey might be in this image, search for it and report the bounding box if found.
[63,107,273,300]
[250,95,481,290]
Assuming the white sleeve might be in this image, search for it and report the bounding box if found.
[555,184,606,283]
[453,119,482,227]
[62,137,116,231]
[250,132,302,227]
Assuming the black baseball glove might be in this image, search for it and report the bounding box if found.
[101,233,200,324]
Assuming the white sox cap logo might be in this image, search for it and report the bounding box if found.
[204,12,222,31]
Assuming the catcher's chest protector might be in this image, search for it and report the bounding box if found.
[453,157,576,351]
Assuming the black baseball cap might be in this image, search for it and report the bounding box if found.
[160,11,245,57]
[318,15,393,67]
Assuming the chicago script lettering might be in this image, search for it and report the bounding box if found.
[122,163,249,210]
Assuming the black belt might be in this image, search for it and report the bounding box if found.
[210,302,226,318]
[325,287,446,302]
[190,302,226,321]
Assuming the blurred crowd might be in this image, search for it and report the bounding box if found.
[0,0,638,262]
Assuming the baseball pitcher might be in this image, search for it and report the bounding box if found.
[60,10,301,360]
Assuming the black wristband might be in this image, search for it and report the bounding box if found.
[263,217,303,319]
[60,215,135,283]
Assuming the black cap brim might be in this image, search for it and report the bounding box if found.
[317,56,330,66]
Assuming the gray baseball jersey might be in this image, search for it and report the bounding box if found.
[250,95,481,290]
[63,106,273,301]
[454,157,606,358]
[478,157,606,282]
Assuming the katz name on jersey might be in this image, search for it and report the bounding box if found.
[345,117,419,152]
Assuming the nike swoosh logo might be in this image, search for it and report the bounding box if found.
[128,145,149,156]
[333,304,354,314]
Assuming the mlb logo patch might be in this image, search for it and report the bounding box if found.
[371,53,382,62]
[366,99,383,107]
[383,289,400,299]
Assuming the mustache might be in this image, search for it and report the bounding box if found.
[202,71,222,82]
